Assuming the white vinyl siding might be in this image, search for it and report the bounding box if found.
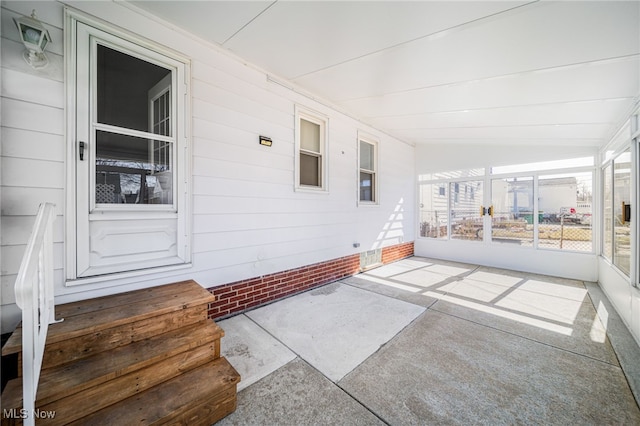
[1,1,414,333]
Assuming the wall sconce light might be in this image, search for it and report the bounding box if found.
[13,10,52,69]
[259,136,272,147]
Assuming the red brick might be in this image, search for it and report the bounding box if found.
[216,290,237,299]
[209,299,230,309]
[245,300,262,310]
[218,302,237,311]
[244,289,260,299]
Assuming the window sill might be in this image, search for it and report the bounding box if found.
[295,185,329,194]
[358,201,379,207]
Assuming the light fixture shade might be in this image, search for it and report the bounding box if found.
[13,13,51,53]
[13,10,51,69]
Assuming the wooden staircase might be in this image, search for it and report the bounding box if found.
[1,280,240,425]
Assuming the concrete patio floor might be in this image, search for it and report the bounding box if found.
[217,257,640,425]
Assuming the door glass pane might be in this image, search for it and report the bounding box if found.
[97,45,171,135]
[603,165,613,260]
[614,150,631,276]
[419,183,448,239]
[300,119,320,152]
[360,141,374,171]
[451,181,483,241]
[360,172,374,201]
[95,131,172,204]
[300,153,320,186]
[491,177,534,246]
[151,89,171,136]
[538,172,592,252]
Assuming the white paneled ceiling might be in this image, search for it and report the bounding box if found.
[131,1,640,147]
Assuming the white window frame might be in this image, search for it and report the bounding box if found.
[358,133,379,205]
[600,120,634,279]
[419,162,596,254]
[295,106,328,192]
[65,9,192,284]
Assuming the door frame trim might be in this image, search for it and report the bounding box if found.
[64,8,192,283]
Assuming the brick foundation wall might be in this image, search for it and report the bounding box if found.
[381,241,415,264]
[207,241,414,321]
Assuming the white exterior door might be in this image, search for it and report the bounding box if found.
[69,18,190,280]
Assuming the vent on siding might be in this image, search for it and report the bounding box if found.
[360,249,382,271]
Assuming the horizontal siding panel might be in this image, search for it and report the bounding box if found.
[191,235,354,274]
[1,215,64,246]
[1,242,65,276]
[192,222,355,253]
[193,78,292,129]
[1,157,65,188]
[193,136,292,173]
[192,176,359,207]
[192,98,292,143]
[0,301,20,333]
[193,155,292,184]
[1,38,64,82]
[192,60,292,115]
[2,127,65,162]
[1,269,65,306]
[0,187,64,216]
[193,211,357,234]
[192,175,294,199]
[2,97,64,134]
[1,68,64,107]
[193,117,293,156]
[193,194,358,216]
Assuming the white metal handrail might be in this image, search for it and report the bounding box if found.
[13,202,62,426]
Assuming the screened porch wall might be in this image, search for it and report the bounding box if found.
[414,143,600,282]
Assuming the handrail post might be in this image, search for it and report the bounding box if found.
[13,202,62,426]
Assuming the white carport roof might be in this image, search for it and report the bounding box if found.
[130,1,640,148]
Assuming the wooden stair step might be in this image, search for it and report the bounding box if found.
[54,280,212,320]
[68,356,240,426]
[2,280,215,357]
[1,321,224,412]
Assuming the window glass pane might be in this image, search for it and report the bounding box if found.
[614,150,631,275]
[360,141,375,171]
[491,177,534,246]
[300,153,320,186]
[603,164,613,260]
[300,118,320,153]
[538,172,592,252]
[451,181,483,241]
[97,45,171,135]
[151,90,171,136]
[419,183,448,239]
[95,130,172,204]
[360,172,374,201]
